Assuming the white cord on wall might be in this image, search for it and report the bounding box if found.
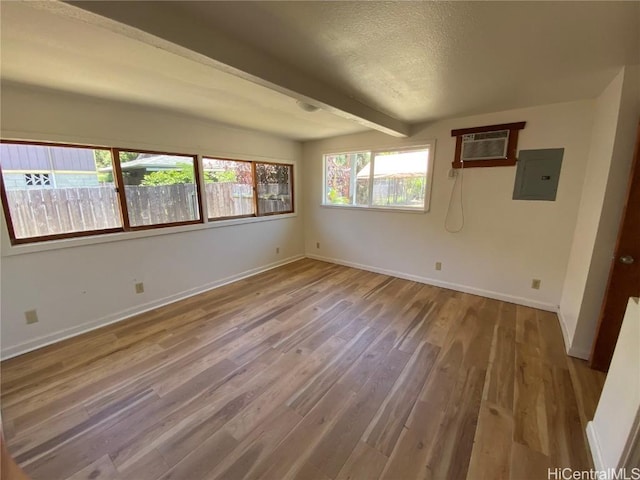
[444,160,464,233]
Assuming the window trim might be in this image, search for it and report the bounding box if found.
[202,156,257,221]
[0,144,127,245]
[114,147,204,230]
[254,160,295,216]
[322,144,434,212]
[0,139,295,245]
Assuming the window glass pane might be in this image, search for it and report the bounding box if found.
[324,152,371,206]
[0,143,122,239]
[255,163,293,215]
[119,151,200,227]
[203,158,255,219]
[371,149,429,208]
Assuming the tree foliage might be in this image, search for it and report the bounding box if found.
[141,164,238,186]
[325,152,370,204]
[93,150,138,169]
[141,165,195,186]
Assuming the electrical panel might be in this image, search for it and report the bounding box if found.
[513,148,564,201]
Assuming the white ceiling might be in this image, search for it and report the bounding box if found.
[1,1,639,141]
[0,2,366,140]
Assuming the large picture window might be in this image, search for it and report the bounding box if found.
[323,146,432,211]
[0,143,122,241]
[0,141,294,245]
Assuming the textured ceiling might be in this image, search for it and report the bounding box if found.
[1,1,639,140]
[0,2,367,140]
[175,1,640,122]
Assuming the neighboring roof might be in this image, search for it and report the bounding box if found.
[1,143,96,172]
[357,151,428,179]
[99,155,222,172]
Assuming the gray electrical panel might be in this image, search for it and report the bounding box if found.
[513,148,564,201]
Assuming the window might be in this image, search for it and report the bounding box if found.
[255,162,293,215]
[323,146,432,211]
[0,143,122,241]
[203,158,255,219]
[0,141,295,245]
[116,150,201,228]
[324,151,371,206]
[24,173,52,187]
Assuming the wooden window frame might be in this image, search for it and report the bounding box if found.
[451,121,526,169]
[0,140,126,245]
[202,156,257,222]
[254,161,295,217]
[114,148,204,231]
[0,140,294,246]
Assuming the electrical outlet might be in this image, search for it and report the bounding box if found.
[276,247,280,254]
[135,282,145,294]
[316,242,320,249]
[25,310,38,325]
[531,279,541,290]
[435,262,442,271]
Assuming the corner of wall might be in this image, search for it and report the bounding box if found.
[557,309,574,353]
[558,66,630,355]
[587,421,605,471]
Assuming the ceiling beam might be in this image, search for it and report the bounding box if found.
[57,1,410,138]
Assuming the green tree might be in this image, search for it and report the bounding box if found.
[93,150,138,169]
[141,164,195,186]
[205,169,237,183]
[141,165,238,186]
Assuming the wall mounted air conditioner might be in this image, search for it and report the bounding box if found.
[461,130,509,161]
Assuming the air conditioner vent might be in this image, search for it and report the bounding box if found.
[461,129,509,161]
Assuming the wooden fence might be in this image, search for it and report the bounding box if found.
[7,186,121,238]
[6,183,291,238]
[205,184,254,219]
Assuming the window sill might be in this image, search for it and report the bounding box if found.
[320,204,428,214]
[1,212,297,257]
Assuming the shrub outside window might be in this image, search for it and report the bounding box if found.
[323,146,432,211]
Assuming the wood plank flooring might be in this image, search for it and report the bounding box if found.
[0,259,605,480]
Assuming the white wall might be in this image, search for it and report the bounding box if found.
[560,66,640,358]
[302,100,594,311]
[0,84,304,358]
[587,297,640,470]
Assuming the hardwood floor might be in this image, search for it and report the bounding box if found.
[0,259,605,480]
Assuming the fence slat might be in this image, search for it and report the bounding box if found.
[5,182,288,238]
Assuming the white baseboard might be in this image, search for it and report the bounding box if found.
[557,310,590,359]
[557,309,573,353]
[306,253,558,312]
[0,255,305,360]
[587,421,605,470]
[568,345,591,360]
[0,253,563,360]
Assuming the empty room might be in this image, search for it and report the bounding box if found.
[0,1,639,479]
